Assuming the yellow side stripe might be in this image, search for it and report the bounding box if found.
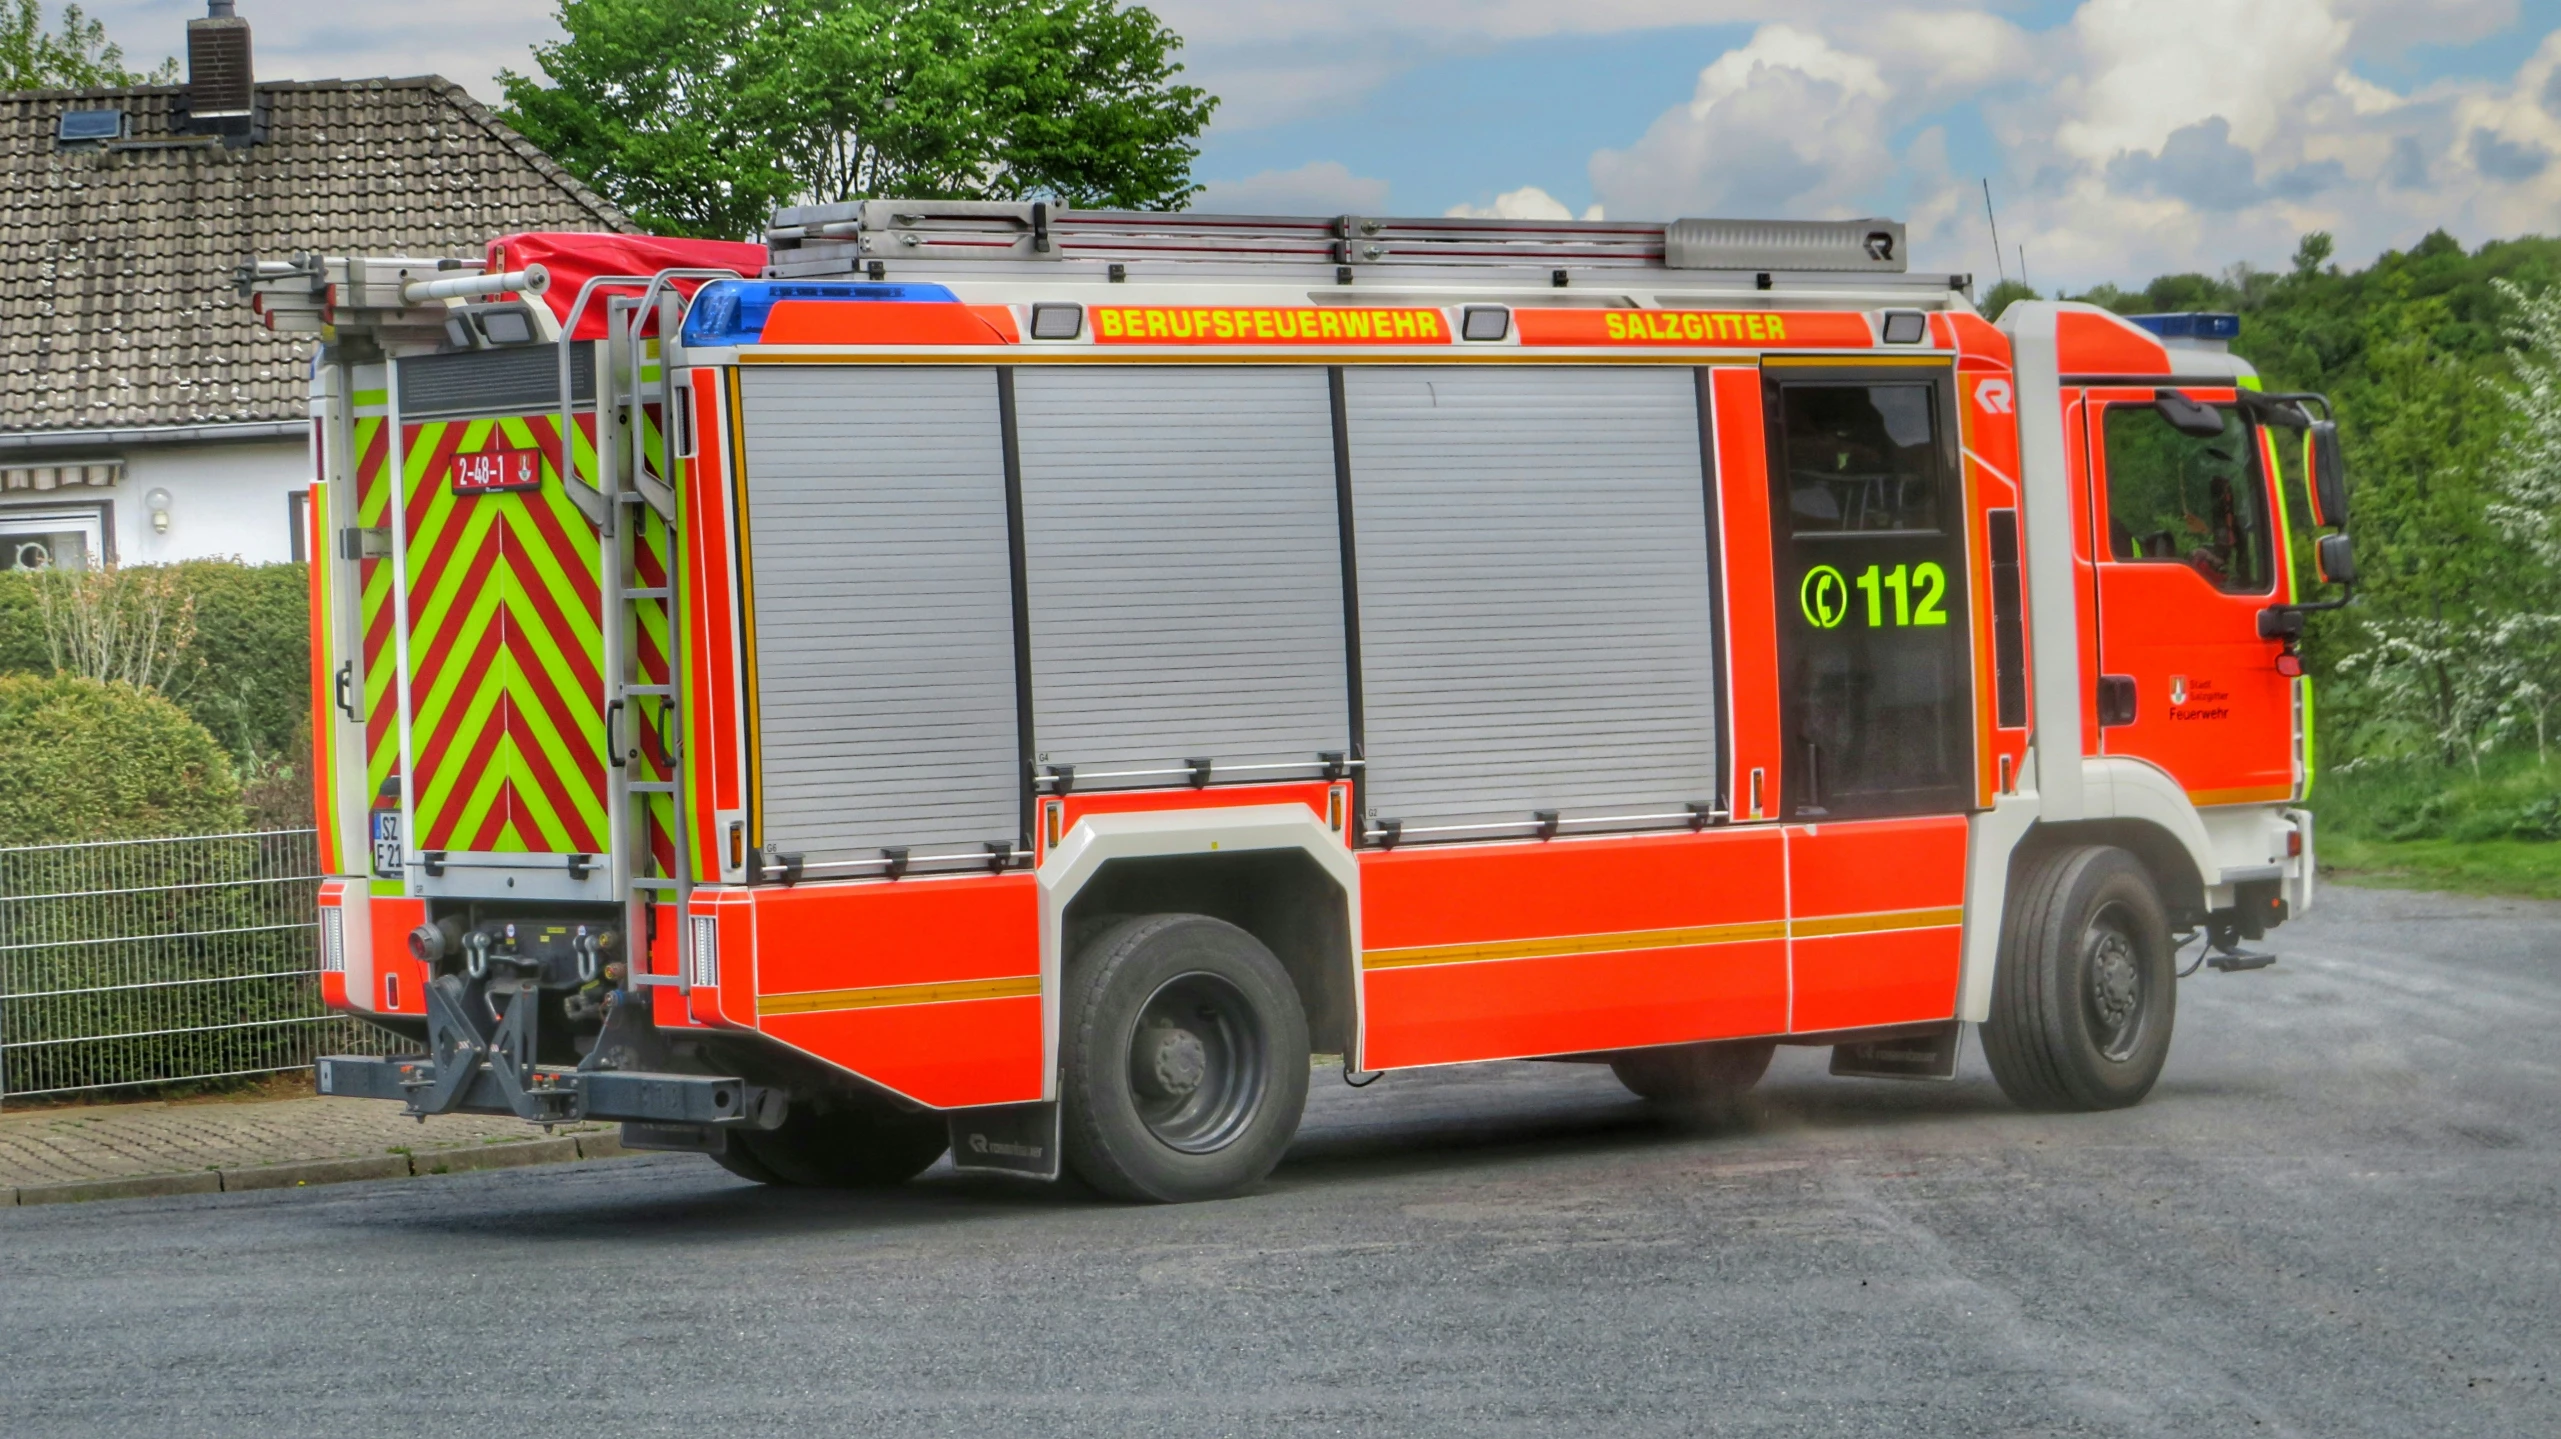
[1362,920,1788,971]
[2188,784,2295,808]
[1360,906,1964,972]
[1789,905,1967,939]
[758,974,1041,1018]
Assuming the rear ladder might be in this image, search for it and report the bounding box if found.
[561,270,740,994]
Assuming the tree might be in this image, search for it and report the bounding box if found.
[1978,279,2035,321]
[0,0,175,90]
[501,0,1216,239]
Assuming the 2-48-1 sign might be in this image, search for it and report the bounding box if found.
[1800,562,1952,629]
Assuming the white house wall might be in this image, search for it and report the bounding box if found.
[0,438,309,568]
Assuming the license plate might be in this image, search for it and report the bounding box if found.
[370,809,403,878]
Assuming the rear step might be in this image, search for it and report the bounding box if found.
[317,1054,781,1129]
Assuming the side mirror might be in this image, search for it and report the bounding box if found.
[2155,388,2227,439]
[2315,532,2355,587]
[2306,420,2347,528]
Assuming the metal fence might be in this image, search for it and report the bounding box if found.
[0,829,403,1106]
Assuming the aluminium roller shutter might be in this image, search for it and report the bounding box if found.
[1012,366,1350,781]
[1342,365,1720,833]
[737,367,1021,866]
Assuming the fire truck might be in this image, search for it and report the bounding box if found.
[246,205,2354,1201]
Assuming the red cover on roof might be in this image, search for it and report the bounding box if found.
[485,233,769,341]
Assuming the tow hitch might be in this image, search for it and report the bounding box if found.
[318,927,783,1132]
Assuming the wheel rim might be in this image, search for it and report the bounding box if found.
[1125,971,1266,1154]
[2080,901,2147,1062]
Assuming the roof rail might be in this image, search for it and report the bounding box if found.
[766,200,1911,279]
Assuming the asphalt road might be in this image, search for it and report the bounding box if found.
[4,883,2556,1438]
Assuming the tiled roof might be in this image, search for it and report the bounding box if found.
[0,77,633,440]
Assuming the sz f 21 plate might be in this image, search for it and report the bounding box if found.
[450,445,544,495]
[1830,1024,1961,1081]
[370,808,403,879]
[949,1101,1060,1180]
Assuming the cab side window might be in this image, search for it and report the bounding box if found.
[1779,383,1942,534]
[2101,404,2274,593]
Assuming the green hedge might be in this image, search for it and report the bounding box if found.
[0,675,246,845]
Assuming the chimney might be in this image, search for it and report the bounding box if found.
[185,0,255,140]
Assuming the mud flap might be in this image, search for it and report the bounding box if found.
[948,1101,1061,1180]
[1830,1023,1962,1080]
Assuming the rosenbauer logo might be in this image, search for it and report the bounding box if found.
[1091,306,1448,344]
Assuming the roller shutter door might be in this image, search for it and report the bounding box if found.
[1342,366,1719,833]
[1013,367,1349,781]
[738,367,1021,867]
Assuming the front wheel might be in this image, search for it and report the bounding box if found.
[1981,844,2175,1111]
[1060,914,1311,1203]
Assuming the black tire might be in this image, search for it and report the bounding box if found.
[725,1096,950,1189]
[1981,844,2176,1111]
[1609,1039,1777,1112]
[707,1133,794,1185]
[1060,913,1311,1203]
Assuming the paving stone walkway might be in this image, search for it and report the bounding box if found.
[0,1093,608,1189]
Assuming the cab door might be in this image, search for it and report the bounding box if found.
[2084,388,2295,805]
[1763,363,1976,819]
[1760,361,1976,1034]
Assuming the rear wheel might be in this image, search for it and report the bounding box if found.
[1060,914,1310,1203]
[1609,1039,1776,1113]
[708,1134,793,1185]
[723,1097,950,1188]
[1981,844,2175,1111]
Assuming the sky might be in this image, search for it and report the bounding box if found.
[77,0,2561,288]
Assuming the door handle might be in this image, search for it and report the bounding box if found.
[2097,674,2138,727]
[333,660,359,723]
[603,698,625,769]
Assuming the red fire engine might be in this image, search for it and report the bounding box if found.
[247,205,2353,1201]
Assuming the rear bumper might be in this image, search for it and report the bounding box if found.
[317,1054,780,1128]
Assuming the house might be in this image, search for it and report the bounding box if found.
[0,1,632,572]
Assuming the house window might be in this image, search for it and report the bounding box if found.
[1,503,109,572]
[288,488,309,563]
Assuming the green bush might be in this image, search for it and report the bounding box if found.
[2317,751,2561,844]
[162,560,311,766]
[0,560,311,768]
[0,674,246,845]
[0,573,44,674]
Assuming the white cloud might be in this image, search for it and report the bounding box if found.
[2050,0,2350,159]
[1445,186,1604,221]
[1588,24,1899,219]
[2334,0,2517,54]
[1572,3,2561,287]
[1189,160,1391,214]
[88,0,560,99]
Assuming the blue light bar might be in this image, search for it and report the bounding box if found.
[2128,312,2241,343]
[680,279,962,347]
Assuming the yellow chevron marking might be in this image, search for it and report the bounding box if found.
[1362,920,1788,971]
[1361,906,1966,972]
[758,974,1042,1017]
[1787,906,1967,940]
